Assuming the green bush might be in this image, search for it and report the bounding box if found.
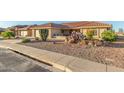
[39,29,48,41]
[86,30,94,40]
[101,30,117,42]
[22,38,31,43]
[1,31,15,39]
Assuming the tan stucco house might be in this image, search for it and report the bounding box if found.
[0,28,5,35]
[14,21,112,40]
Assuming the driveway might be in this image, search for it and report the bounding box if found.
[0,39,22,44]
[0,48,61,72]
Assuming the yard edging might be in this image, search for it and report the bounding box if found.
[0,42,124,72]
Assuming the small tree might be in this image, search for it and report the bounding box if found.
[86,30,94,40]
[1,29,15,39]
[21,37,31,43]
[39,29,48,41]
[101,30,117,42]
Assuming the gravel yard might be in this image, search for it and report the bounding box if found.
[21,39,124,69]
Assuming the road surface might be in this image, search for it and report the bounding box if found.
[0,48,61,72]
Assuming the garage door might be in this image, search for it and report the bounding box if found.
[21,31,28,37]
[36,30,40,37]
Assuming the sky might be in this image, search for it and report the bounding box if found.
[105,21,124,31]
[0,21,124,32]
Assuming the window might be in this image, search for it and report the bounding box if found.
[53,34,56,36]
[87,29,97,36]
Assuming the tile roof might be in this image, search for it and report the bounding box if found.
[62,21,112,28]
[31,23,69,29]
[16,21,112,30]
[16,25,37,30]
[62,21,90,28]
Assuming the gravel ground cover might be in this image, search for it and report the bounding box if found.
[21,40,124,69]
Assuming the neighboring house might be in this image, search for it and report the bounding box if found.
[8,25,29,37]
[115,32,124,36]
[15,25,36,37]
[14,21,112,40]
[0,28,5,35]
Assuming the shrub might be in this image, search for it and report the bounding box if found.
[101,30,117,42]
[39,29,48,41]
[21,38,31,43]
[86,30,94,40]
[1,31,15,39]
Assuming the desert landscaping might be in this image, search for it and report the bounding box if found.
[18,27,124,69]
[20,36,124,69]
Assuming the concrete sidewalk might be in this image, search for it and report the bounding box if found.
[0,41,124,72]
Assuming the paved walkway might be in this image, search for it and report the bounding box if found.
[0,40,124,72]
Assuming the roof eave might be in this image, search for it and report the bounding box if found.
[77,25,112,29]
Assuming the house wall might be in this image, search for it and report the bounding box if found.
[33,29,53,39]
[28,30,32,37]
[18,27,109,40]
[16,30,21,36]
[33,29,61,39]
[48,29,52,39]
[80,28,108,39]
[32,30,36,37]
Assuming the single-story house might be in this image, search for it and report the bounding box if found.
[115,32,124,36]
[14,21,112,40]
[0,28,5,35]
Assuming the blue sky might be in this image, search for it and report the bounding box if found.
[105,21,124,31]
[0,21,124,32]
[0,21,65,28]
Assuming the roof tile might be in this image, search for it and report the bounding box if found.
[16,21,112,30]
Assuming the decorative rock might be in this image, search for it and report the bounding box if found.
[103,41,111,46]
[94,40,103,46]
[88,40,94,46]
